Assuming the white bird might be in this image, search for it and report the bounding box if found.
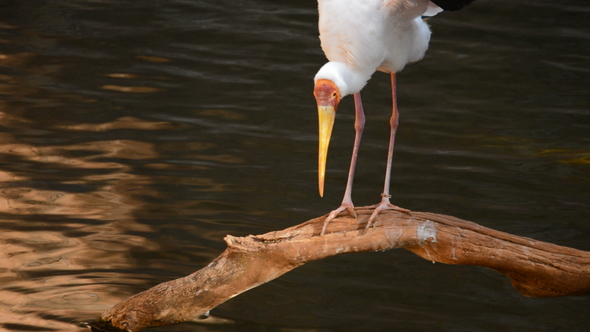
[314,0,474,235]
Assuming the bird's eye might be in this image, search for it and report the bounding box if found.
[331,92,337,98]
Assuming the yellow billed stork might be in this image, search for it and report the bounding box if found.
[314,0,474,235]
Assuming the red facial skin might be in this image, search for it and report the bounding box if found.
[314,79,340,109]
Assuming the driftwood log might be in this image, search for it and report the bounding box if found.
[90,207,590,331]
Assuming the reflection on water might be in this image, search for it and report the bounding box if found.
[0,0,589,331]
[0,114,165,328]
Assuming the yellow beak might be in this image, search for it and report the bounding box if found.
[318,105,336,197]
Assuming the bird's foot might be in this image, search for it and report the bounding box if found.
[364,194,411,233]
[320,203,357,235]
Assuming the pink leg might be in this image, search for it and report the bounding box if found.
[365,73,410,232]
[320,92,365,235]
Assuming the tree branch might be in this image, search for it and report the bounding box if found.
[90,207,590,332]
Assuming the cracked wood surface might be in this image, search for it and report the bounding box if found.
[91,207,590,331]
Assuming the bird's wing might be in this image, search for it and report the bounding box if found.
[383,0,425,14]
[424,2,443,17]
[381,0,473,17]
[382,0,436,19]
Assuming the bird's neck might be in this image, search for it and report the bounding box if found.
[314,61,373,97]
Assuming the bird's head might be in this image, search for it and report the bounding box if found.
[314,79,341,197]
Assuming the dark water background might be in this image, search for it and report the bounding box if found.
[0,0,588,331]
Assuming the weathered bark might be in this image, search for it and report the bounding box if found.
[91,207,590,332]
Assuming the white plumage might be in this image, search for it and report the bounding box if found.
[314,0,435,96]
[313,0,473,235]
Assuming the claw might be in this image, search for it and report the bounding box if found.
[364,201,411,233]
[320,204,356,235]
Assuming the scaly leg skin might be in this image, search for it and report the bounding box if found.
[320,92,366,235]
[365,73,411,232]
